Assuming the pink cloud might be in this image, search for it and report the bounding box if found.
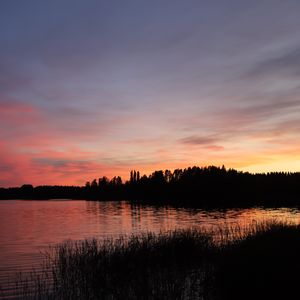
[0,100,39,125]
[0,101,35,113]
[1,95,300,187]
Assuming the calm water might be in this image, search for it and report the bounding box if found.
[1,200,300,298]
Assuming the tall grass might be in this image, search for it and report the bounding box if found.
[215,221,300,300]
[13,221,300,300]
[48,229,214,299]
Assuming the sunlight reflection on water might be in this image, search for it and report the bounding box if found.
[0,200,300,298]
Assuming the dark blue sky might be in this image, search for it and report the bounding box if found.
[1,1,300,186]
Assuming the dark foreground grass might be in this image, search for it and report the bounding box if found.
[16,222,300,300]
[215,222,300,300]
[48,230,214,300]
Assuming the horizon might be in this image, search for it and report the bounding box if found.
[1,1,300,187]
[2,164,299,189]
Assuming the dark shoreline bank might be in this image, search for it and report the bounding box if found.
[1,166,300,208]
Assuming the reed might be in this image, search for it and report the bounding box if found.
[214,221,300,300]
[48,229,214,299]
[13,221,300,299]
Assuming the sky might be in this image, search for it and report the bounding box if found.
[1,0,300,187]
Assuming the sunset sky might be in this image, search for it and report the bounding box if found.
[1,1,300,187]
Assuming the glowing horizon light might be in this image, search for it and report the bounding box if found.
[1,1,300,187]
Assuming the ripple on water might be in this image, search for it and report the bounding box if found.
[1,200,300,299]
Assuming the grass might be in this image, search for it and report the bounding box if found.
[13,221,300,299]
[215,221,300,300]
[48,229,214,299]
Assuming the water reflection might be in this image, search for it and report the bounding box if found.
[1,200,300,298]
[85,201,300,236]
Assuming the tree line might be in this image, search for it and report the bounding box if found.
[0,165,299,207]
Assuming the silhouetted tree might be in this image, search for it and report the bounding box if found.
[98,176,109,188]
[110,176,122,186]
[1,165,300,206]
[164,170,172,182]
[91,179,98,188]
[130,170,134,183]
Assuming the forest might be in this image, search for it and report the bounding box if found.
[1,165,299,207]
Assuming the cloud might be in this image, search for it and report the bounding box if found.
[178,135,224,151]
[0,100,36,114]
[1,1,300,186]
[179,135,218,145]
[0,141,32,187]
[216,98,300,130]
[0,64,32,93]
[0,99,40,130]
[0,143,131,187]
[247,46,300,78]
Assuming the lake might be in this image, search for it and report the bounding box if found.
[1,200,300,299]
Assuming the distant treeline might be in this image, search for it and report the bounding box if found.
[1,166,300,207]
